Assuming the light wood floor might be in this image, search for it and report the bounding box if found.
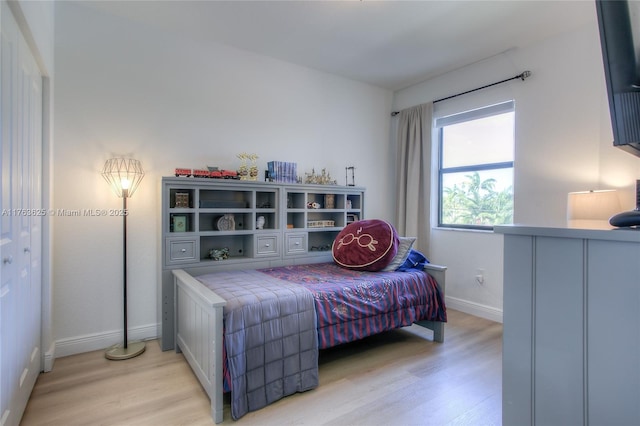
[21,309,502,426]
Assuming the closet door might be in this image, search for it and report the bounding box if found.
[0,1,43,424]
[16,12,43,422]
[1,4,21,423]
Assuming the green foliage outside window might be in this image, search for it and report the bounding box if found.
[441,172,513,227]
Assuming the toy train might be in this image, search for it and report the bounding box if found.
[174,168,239,179]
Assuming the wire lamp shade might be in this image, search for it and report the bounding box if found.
[102,158,145,198]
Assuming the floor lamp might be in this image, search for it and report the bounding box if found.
[102,157,146,360]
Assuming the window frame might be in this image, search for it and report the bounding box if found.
[436,101,515,231]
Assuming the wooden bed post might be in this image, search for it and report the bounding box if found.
[173,269,226,424]
[420,264,447,342]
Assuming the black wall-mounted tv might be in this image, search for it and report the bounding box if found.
[596,0,640,158]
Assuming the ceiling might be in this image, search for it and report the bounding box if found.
[85,0,597,91]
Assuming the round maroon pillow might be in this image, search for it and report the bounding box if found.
[332,219,399,271]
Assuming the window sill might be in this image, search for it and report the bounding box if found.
[432,226,495,234]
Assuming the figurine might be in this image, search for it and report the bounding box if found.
[237,153,249,180]
[304,167,337,185]
[209,247,229,261]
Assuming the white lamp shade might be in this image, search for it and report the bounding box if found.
[567,190,621,221]
[102,158,144,198]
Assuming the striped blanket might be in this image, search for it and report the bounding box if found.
[260,262,446,348]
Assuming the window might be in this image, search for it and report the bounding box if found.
[436,101,514,229]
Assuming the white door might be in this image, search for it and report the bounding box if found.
[0,1,43,424]
[1,3,20,422]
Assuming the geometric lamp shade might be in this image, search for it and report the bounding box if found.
[102,158,145,198]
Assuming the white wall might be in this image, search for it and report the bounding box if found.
[52,1,640,352]
[393,5,640,322]
[53,2,393,355]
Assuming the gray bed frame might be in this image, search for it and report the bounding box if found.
[173,263,447,423]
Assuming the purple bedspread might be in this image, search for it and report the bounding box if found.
[260,263,447,349]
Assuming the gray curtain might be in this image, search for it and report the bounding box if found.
[395,103,433,256]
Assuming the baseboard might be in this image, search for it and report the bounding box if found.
[43,341,56,372]
[445,295,503,323]
[55,323,159,358]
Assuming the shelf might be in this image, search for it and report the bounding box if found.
[169,212,195,233]
[200,234,253,260]
[162,179,365,264]
[164,180,364,257]
[169,188,195,208]
[199,212,252,232]
[198,230,254,237]
[199,189,252,209]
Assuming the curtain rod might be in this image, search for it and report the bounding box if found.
[390,70,531,116]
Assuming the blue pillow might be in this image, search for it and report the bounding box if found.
[396,249,429,271]
[382,236,416,271]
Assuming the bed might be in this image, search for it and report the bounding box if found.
[172,260,447,423]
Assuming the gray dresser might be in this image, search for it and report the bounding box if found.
[495,225,640,425]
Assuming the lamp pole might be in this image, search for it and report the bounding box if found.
[122,190,128,349]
